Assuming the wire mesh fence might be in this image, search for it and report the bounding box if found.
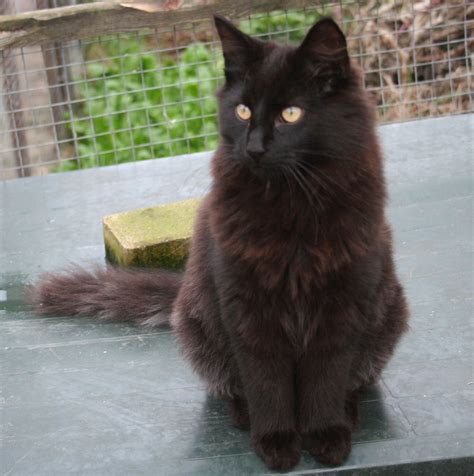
[0,0,472,180]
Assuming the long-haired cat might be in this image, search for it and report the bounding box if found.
[31,16,408,470]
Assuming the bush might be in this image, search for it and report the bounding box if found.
[60,41,222,171]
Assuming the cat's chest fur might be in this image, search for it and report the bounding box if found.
[207,166,379,350]
[215,241,340,353]
[210,190,357,294]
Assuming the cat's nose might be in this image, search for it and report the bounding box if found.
[246,145,266,161]
[246,128,266,162]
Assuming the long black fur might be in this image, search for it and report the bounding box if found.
[30,17,409,471]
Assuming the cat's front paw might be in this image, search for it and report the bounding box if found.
[304,425,352,466]
[254,430,301,471]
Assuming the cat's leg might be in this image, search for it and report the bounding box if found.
[171,203,243,401]
[172,306,241,398]
[350,279,409,392]
[233,343,301,470]
[175,300,248,427]
[297,345,353,466]
[344,283,408,439]
[219,302,300,470]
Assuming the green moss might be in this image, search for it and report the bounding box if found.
[103,198,201,269]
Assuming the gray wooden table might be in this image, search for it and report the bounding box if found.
[1,114,473,475]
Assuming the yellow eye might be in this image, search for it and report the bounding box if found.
[281,106,303,123]
[235,104,252,121]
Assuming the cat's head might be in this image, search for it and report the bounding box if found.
[213,16,373,183]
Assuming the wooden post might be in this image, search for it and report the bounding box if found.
[0,0,30,178]
[37,0,72,157]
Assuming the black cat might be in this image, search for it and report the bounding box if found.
[31,16,409,471]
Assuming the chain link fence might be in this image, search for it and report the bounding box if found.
[0,0,472,179]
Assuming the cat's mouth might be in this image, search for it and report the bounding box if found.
[243,155,271,177]
[243,158,287,185]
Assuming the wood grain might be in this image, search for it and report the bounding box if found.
[0,0,311,49]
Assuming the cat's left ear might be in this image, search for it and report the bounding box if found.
[214,15,264,83]
[297,18,350,86]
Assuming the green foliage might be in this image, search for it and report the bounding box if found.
[240,10,323,42]
[60,41,223,171]
[60,11,319,171]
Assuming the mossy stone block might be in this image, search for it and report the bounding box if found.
[103,198,201,269]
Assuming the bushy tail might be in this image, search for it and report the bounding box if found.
[29,266,183,327]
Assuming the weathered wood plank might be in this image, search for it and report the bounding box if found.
[0,0,312,50]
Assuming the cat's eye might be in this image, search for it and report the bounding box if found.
[281,106,303,124]
[235,104,252,121]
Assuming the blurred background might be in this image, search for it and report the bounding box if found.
[0,0,472,179]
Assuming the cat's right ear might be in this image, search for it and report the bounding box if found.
[296,17,350,88]
[214,15,263,82]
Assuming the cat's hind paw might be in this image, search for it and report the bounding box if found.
[230,397,250,431]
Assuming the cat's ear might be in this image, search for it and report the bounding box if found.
[297,18,350,87]
[214,15,263,82]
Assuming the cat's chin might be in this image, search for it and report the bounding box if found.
[247,165,269,181]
